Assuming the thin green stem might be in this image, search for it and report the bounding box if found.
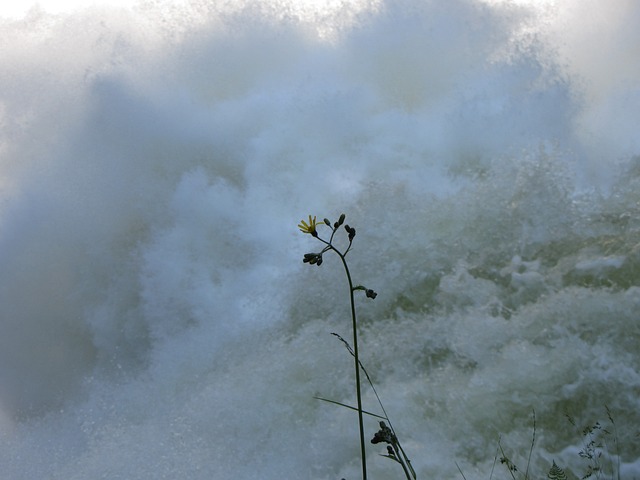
[333,245,367,480]
[393,443,413,480]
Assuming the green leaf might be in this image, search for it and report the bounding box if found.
[548,461,568,480]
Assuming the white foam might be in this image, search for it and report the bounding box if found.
[1,0,639,478]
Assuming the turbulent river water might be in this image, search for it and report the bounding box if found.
[1,0,639,478]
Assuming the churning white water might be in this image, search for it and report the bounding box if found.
[1,0,639,478]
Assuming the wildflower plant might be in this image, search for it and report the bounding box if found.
[469,408,624,480]
[565,407,622,480]
[298,213,414,480]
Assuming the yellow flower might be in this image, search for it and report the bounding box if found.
[298,215,319,236]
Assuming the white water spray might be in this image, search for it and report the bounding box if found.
[1,1,639,478]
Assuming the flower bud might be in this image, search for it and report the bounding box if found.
[303,252,323,266]
[345,225,356,241]
[370,421,394,445]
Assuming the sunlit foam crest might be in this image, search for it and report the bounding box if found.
[0,0,380,40]
[0,0,137,19]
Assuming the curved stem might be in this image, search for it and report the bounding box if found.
[333,246,367,480]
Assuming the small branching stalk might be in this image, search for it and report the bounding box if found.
[566,408,622,480]
[475,408,624,480]
[298,214,414,480]
[497,410,536,480]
